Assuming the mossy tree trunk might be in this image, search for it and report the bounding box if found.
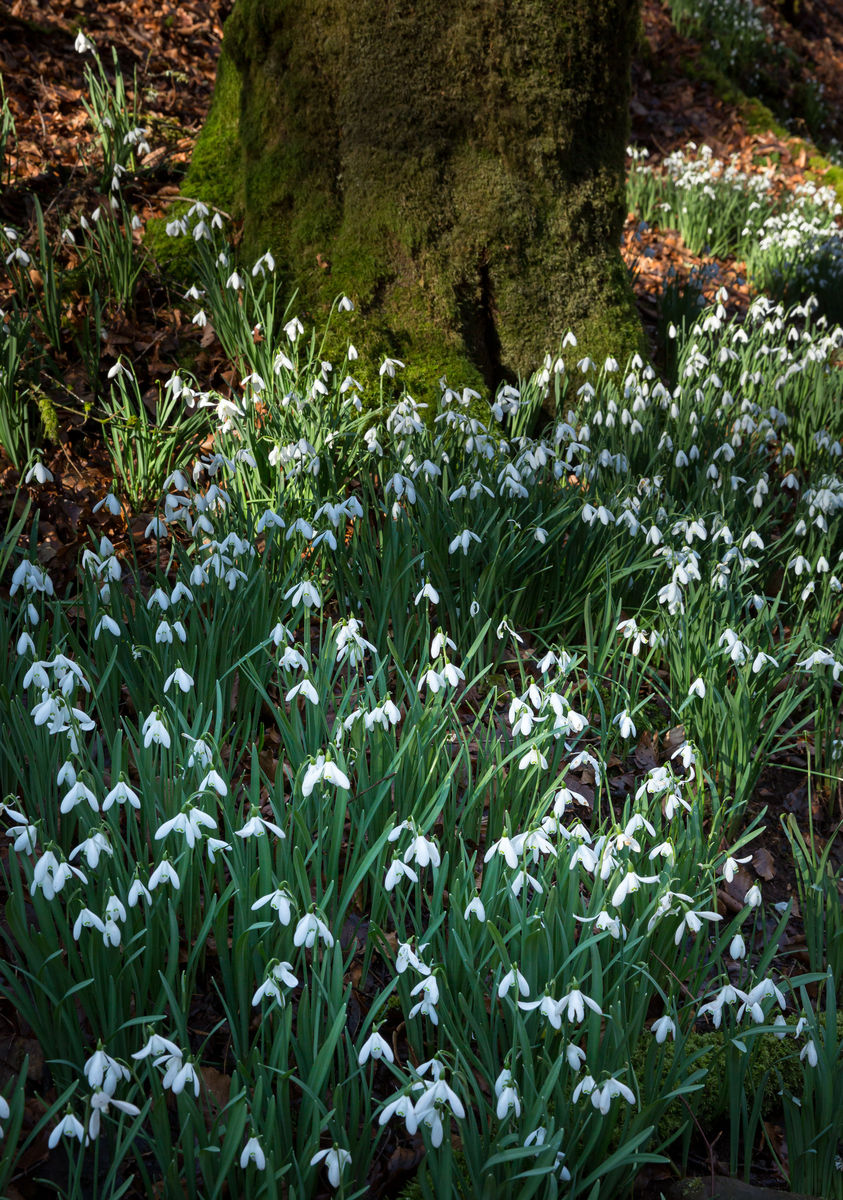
[186,0,643,391]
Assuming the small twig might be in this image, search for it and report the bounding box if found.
[168,195,233,221]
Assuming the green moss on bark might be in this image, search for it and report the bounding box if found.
[181,0,645,386]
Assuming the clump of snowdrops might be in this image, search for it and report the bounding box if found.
[627,143,843,320]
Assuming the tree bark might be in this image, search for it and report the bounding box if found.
[185,0,643,392]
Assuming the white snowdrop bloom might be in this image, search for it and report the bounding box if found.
[414,581,439,605]
[142,710,171,749]
[301,755,350,797]
[48,1109,86,1149]
[613,709,636,739]
[408,975,440,1023]
[448,529,481,555]
[310,1147,351,1190]
[127,876,152,907]
[358,1029,394,1065]
[464,895,486,922]
[284,580,322,609]
[417,667,445,694]
[651,1015,676,1043]
[495,1069,522,1120]
[498,966,530,999]
[518,745,548,771]
[155,807,216,849]
[251,887,295,926]
[286,679,319,706]
[294,911,334,949]
[240,1136,266,1170]
[25,462,54,485]
[60,780,99,814]
[800,1040,818,1068]
[378,1092,419,1135]
[235,808,285,840]
[719,853,751,887]
[198,769,227,797]
[148,859,180,890]
[384,858,418,890]
[729,933,746,960]
[611,868,659,907]
[164,667,194,694]
[69,832,113,869]
[73,907,106,940]
[744,884,762,908]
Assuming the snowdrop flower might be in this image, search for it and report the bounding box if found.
[252,960,298,1005]
[673,906,721,944]
[395,940,431,976]
[301,755,350,797]
[164,667,194,694]
[198,768,227,797]
[611,868,659,907]
[744,884,762,908]
[235,807,285,840]
[73,907,106,940]
[84,1045,130,1096]
[142,710,171,750]
[164,1057,200,1097]
[294,911,334,949]
[498,965,530,999]
[558,987,602,1024]
[379,357,404,378]
[284,580,322,609]
[590,1076,637,1114]
[251,888,295,925]
[494,1068,521,1119]
[284,316,304,342]
[148,858,180,890]
[358,1029,394,1065]
[518,746,548,771]
[49,1108,87,1149]
[60,780,99,814]
[729,933,746,960]
[613,709,636,739]
[385,858,418,890]
[464,895,486,922]
[69,831,112,869]
[409,975,440,1023]
[697,983,747,1029]
[127,876,152,907]
[286,679,319,706]
[415,581,439,605]
[721,853,751,883]
[74,31,95,53]
[651,1014,676,1043]
[800,1040,818,1068]
[32,851,87,900]
[448,529,481,555]
[25,462,54,485]
[688,676,706,699]
[155,806,216,849]
[310,1146,351,1190]
[240,1135,266,1170]
[484,834,519,869]
[88,1091,140,1140]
